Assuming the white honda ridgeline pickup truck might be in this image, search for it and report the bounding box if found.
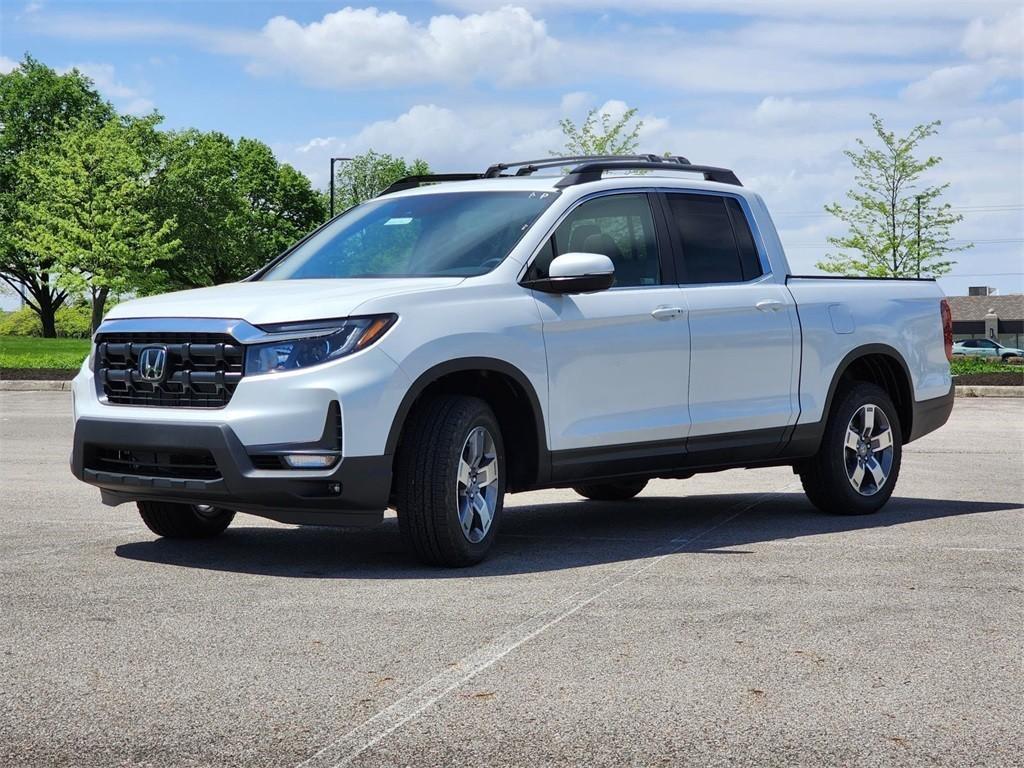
[70,155,955,566]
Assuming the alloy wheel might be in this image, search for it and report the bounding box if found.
[456,426,499,543]
[843,403,895,496]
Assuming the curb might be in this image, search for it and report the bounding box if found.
[0,380,73,391]
[954,385,1024,398]
[2,381,1022,397]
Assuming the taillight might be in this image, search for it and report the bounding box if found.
[940,298,953,362]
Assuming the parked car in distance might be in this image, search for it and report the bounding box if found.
[952,338,1024,360]
[70,155,956,567]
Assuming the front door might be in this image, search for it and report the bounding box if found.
[526,192,691,455]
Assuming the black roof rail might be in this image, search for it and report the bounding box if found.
[484,154,674,178]
[554,159,741,188]
[379,173,484,196]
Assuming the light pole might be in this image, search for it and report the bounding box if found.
[915,194,922,278]
[329,156,352,219]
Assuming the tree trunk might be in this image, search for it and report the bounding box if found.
[35,287,59,338]
[91,287,109,334]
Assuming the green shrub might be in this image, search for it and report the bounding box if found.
[950,355,1016,375]
[0,306,42,336]
[0,304,101,338]
[55,305,93,338]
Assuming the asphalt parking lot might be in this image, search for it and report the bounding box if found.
[1,391,1021,768]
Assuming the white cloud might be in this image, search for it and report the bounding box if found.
[69,63,155,115]
[445,0,1020,20]
[962,7,1024,59]
[902,64,1000,102]
[0,56,17,74]
[245,6,558,88]
[753,96,817,126]
[296,136,336,154]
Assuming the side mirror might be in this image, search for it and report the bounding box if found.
[522,252,615,294]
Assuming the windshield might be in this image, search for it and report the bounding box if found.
[261,190,558,280]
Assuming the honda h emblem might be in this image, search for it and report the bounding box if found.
[138,346,168,382]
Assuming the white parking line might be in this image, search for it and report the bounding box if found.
[294,482,798,768]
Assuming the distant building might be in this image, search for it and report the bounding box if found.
[947,293,1023,348]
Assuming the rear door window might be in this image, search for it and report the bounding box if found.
[665,193,764,284]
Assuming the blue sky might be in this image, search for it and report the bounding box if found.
[1,0,1022,298]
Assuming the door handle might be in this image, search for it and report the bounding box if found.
[651,306,685,320]
[756,299,785,313]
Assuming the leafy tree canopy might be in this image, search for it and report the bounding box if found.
[151,130,327,288]
[333,150,430,211]
[818,113,968,278]
[553,106,644,156]
[12,113,178,331]
[0,55,114,336]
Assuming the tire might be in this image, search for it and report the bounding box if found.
[137,501,235,538]
[395,395,506,567]
[799,382,902,516]
[573,478,649,501]
[1002,354,1015,362]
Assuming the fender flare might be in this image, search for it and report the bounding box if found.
[819,343,914,437]
[384,357,551,484]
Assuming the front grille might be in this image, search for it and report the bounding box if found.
[88,447,222,480]
[96,332,244,408]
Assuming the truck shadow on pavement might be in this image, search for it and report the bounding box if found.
[113,492,1020,578]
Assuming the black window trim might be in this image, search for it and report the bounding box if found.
[517,188,678,289]
[655,188,773,287]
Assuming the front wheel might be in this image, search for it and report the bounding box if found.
[137,501,235,538]
[799,382,902,516]
[395,395,505,567]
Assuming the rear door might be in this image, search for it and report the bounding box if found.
[660,191,798,453]
[527,191,691,454]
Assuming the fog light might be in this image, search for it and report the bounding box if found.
[282,453,338,469]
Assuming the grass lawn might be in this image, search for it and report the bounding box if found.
[0,336,91,369]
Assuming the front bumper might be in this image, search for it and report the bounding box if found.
[71,418,391,527]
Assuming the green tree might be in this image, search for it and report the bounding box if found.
[12,114,178,332]
[0,56,113,336]
[553,106,644,156]
[151,130,326,288]
[333,150,430,211]
[818,114,968,278]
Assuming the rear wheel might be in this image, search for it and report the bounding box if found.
[137,501,235,538]
[573,478,648,501]
[395,395,505,567]
[799,382,902,516]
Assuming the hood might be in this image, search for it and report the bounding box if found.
[105,278,464,326]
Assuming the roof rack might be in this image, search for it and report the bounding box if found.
[377,155,741,197]
[555,158,741,187]
[483,154,684,178]
[378,173,484,196]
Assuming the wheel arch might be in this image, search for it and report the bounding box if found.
[821,344,915,444]
[385,357,550,491]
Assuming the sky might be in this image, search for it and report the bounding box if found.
[1,0,1022,302]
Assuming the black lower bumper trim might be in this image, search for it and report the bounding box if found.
[72,418,391,527]
[909,382,955,443]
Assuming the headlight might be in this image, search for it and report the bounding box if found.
[246,315,397,375]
